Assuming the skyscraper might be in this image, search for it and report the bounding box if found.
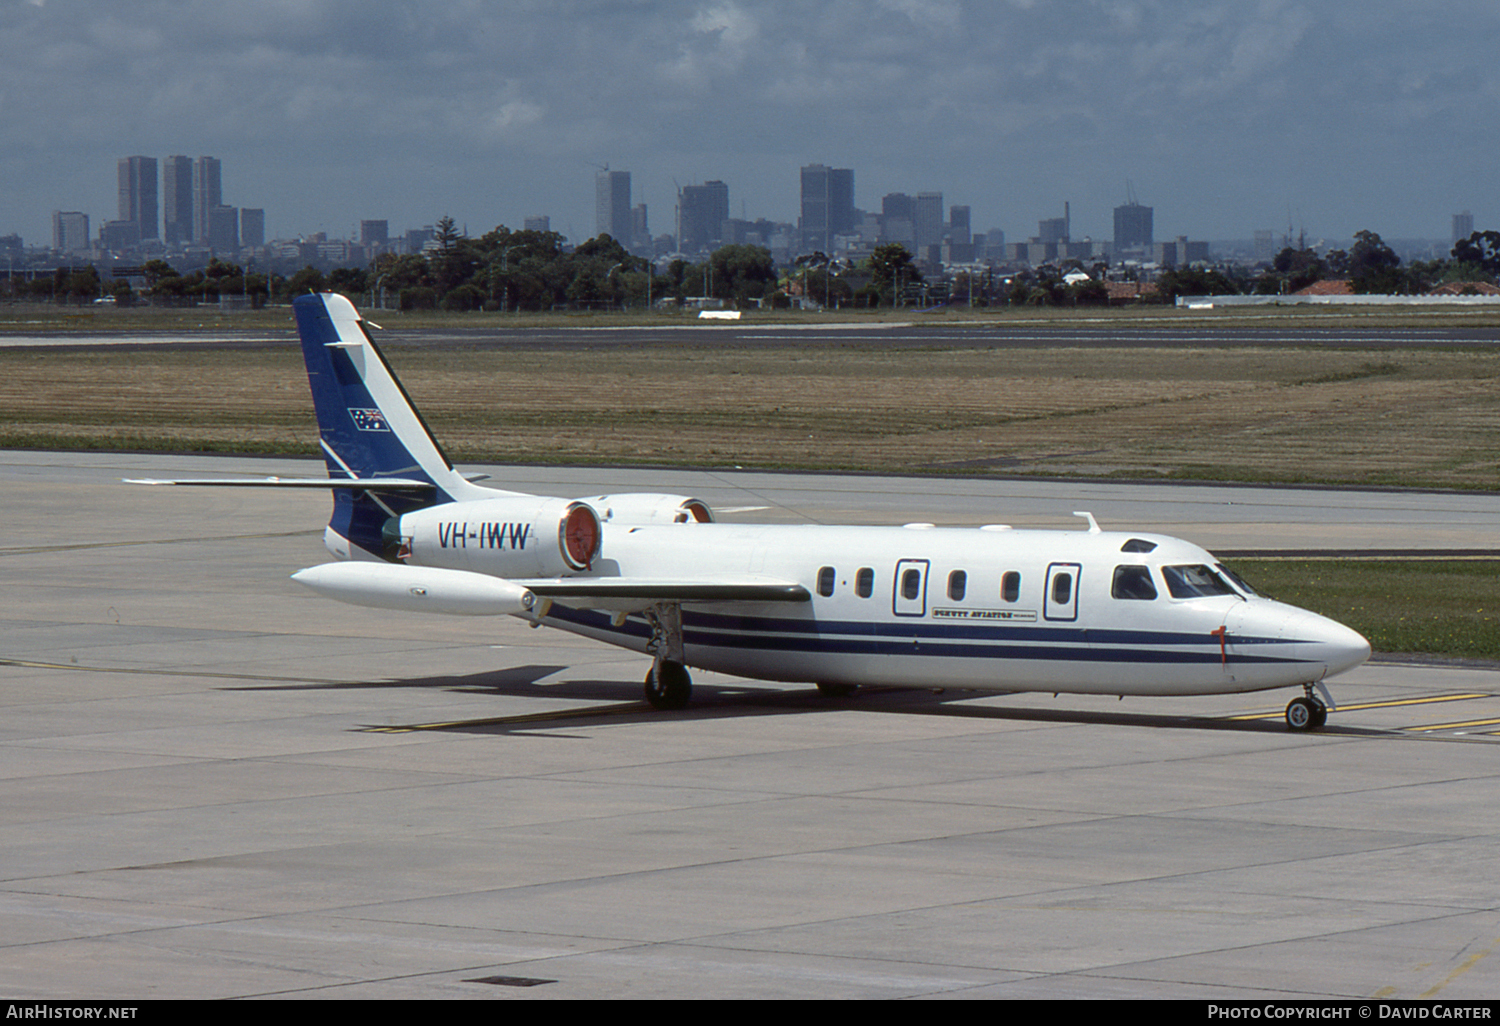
[163,156,194,246]
[799,164,855,253]
[117,156,158,241]
[207,205,239,252]
[1453,211,1475,244]
[677,180,729,255]
[193,157,223,246]
[241,208,265,248]
[595,170,632,243]
[1114,201,1153,254]
[913,192,944,254]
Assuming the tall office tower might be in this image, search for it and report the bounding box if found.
[1453,211,1475,244]
[52,211,90,253]
[948,205,971,246]
[631,204,649,252]
[360,220,389,246]
[1038,216,1068,244]
[117,156,158,240]
[677,180,730,255]
[880,193,915,246]
[207,205,239,252]
[240,208,265,247]
[193,157,223,245]
[1113,201,1153,254]
[523,215,550,233]
[913,192,944,252]
[162,156,194,245]
[595,169,632,243]
[799,164,855,253]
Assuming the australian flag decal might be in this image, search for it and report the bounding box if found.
[348,408,390,432]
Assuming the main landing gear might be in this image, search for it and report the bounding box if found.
[1285,684,1329,731]
[642,602,692,710]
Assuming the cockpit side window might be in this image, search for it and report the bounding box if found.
[1111,565,1157,600]
[1161,564,1237,599]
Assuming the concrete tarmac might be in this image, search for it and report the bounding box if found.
[2,451,1498,1000]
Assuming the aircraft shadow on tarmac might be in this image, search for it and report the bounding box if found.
[226,663,1384,738]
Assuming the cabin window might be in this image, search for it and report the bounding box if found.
[947,570,967,601]
[901,568,922,601]
[855,567,874,598]
[1051,572,1073,605]
[1111,565,1158,600]
[1162,564,1236,599]
[1001,571,1021,603]
[817,566,836,597]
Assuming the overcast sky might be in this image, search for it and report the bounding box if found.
[4,0,1496,251]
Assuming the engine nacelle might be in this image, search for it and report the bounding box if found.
[577,493,714,526]
[399,497,602,577]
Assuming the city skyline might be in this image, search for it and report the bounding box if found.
[4,2,1498,251]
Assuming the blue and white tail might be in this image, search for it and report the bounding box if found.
[292,292,503,559]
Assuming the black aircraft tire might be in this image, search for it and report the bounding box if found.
[1286,696,1318,731]
[645,661,692,710]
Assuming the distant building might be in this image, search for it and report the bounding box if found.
[117,156,158,241]
[99,220,141,253]
[913,192,943,253]
[677,180,729,255]
[799,164,855,253]
[1114,201,1153,255]
[1254,230,1276,263]
[207,205,239,253]
[595,169,632,243]
[948,205,971,246]
[241,208,265,248]
[193,157,223,246]
[1453,211,1475,244]
[163,156,194,246]
[52,211,90,253]
[880,194,915,247]
[359,220,389,246]
[523,215,550,233]
[631,204,650,252]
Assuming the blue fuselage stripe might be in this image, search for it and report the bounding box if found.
[541,604,1317,667]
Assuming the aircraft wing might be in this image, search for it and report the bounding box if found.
[517,577,811,611]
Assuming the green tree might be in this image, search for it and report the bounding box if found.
[867,243,920,306]
[1348,230,1402,293]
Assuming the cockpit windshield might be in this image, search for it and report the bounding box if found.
[1161,564,1238,599]
[1214,563,1260,597]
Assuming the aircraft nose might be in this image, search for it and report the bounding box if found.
[1293,607,1371,677]
[1226,602,1371,680]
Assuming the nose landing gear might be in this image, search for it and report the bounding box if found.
[1285,684,1330,731]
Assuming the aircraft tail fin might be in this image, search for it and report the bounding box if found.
[292,292,499,558]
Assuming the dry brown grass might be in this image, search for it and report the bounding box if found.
[2,341,1497,488]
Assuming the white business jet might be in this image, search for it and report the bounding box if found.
[132,292,1369,730]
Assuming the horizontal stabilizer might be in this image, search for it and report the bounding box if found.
[125,476,436,491]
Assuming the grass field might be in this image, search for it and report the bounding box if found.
[1,335,1496,489]
[1225,560,1500,662]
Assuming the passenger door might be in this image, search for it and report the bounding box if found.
[1044,562,1081,622]
[893,559,929,617]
